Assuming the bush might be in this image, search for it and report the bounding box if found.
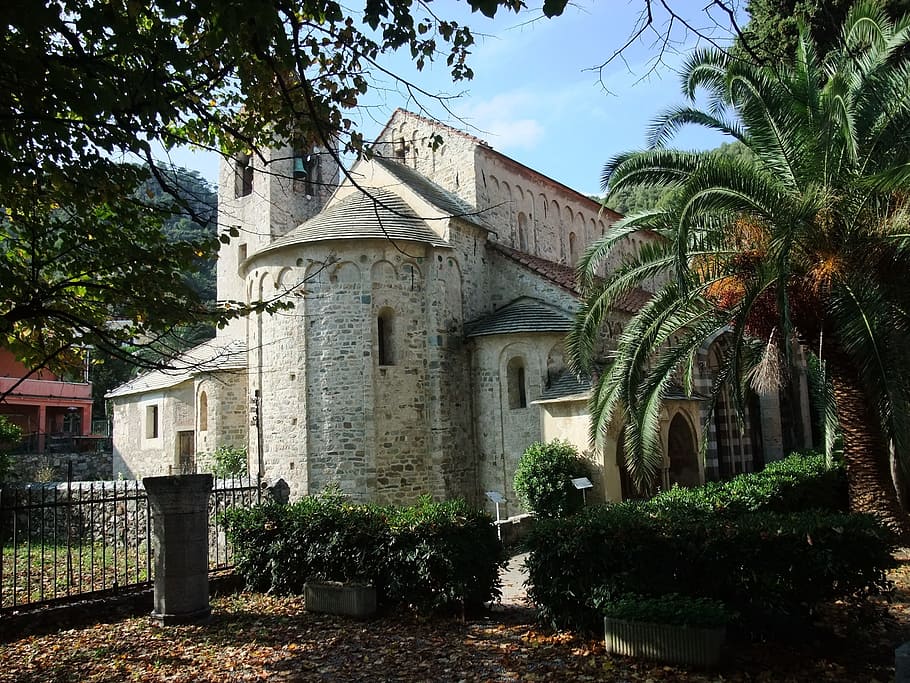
[211,445,248,478]
[525,502,895,634]
[0,416,21,483]
[222,492,506,613]
[647,452,847,515]
[385,497,504,611]
[594,591,732,628]
[513,440,592,518]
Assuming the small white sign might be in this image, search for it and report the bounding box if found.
[571,477,593,490]
[485,491,506,504]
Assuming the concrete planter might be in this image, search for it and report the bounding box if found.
[604,617,725,668]
[304,581,377,618]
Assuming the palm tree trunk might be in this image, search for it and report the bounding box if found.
[826,350,910,541]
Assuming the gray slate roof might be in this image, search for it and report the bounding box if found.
[105,338,247,399]
[261,188,449,254]
[537,371,593,402]
[465,297,575,337]
[373,157,493,231]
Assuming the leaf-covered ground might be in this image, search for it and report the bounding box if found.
[2,556,910,682]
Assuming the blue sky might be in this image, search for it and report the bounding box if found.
[163,1,743,196]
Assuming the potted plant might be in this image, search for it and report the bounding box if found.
[598,591,730,668]
[302,498,383,618]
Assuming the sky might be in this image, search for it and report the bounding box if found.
[162,1,743,197]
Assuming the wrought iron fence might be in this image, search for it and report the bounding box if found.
[0,479,151,612]
[0,475,262,613]
[209,476,261,570]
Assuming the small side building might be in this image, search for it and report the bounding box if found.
[0,348,93,453]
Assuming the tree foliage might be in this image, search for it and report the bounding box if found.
[569,1,910,534]
[513,440,592,518]
[735,0,910,63]
[601,143,752,215]
[0,416,22,483]
[1,0,571,380]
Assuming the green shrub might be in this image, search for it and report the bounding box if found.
[211,445,248,478]
[222,492,506,613]
[525,502,895,634]
[0,416,21,483]
[513,440,592,518]
[647,452,847,515]
[385,497,504,611]
[595,591,732,628]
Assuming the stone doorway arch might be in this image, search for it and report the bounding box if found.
[667,413,700,488]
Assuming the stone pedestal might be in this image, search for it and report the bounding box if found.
[896,642,910,682]
[144,474,213,625]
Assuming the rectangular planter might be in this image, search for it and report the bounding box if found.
[604,617,725,668]
[304,581,377,618]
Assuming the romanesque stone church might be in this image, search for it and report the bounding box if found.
[108,110,814,516]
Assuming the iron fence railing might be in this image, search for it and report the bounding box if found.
[209,476,261,570]
[0,474,262,613]
[0,479,151,612]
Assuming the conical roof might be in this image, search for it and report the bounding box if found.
[261,188,449,255]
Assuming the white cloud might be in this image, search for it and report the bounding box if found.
[455,91,545,150]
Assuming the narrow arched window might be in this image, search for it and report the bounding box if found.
[377,308,395,366]
[199,391,208,432]
[517,212,529,252]
[569,231,578,265]
[507,357,527,409]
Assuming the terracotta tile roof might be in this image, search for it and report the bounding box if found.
[489,242,651,314]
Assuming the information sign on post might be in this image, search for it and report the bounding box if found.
[571,477,594,506]
[485,491,506,540]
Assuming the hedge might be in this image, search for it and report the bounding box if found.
[221,493,506,614]
[525,454,893,634]
[646,452,848,515]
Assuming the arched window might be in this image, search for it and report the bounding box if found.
[569,231,578,265]
[507,357,527,409]
[517,212,529,251]
[293,148,319,196]
[377,308,395,366]
[199,391,208,432]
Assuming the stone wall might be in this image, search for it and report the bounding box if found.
[112,382,195,479]
[374,110,482,207]
[194,370,249,466]
[7,450,112,483]
[471,332,570,518]
[217,145,338,341]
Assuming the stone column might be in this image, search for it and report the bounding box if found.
[896,641,910,682]
[143,474,213,625]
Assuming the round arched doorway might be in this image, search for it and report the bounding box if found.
[667,413,700,488]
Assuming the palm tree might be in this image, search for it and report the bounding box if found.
[568,1,910,535]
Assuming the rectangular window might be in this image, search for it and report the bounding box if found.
[145,404,159,439]
[234,153,253,198]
